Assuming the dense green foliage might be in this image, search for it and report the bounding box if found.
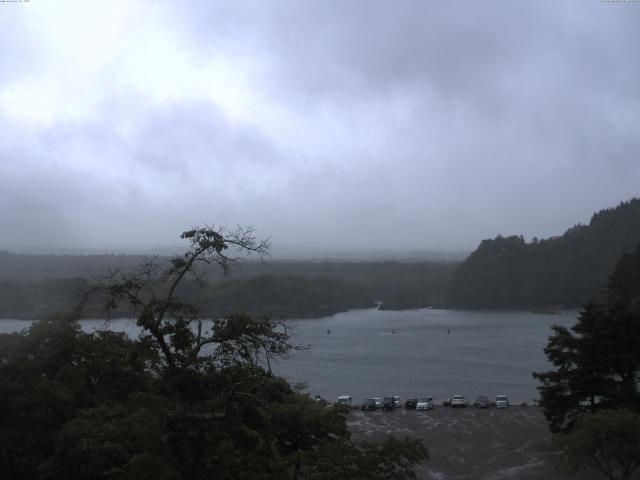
[0,250,143,281]
[555,409,640,480]
[608,246,640,309]
[1,316,428,479]
[0,226,428,479]
[198,275,372,319]
[0,260,456,320]
[0,278,91,319]
[0,276,371,320]
[535,245,640,478]
[450,198,640,308]
[533,244,640,433]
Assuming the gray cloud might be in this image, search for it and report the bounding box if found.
[1,0,639,253]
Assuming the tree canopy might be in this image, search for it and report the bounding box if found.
[450,198,640,308]
[0,226,428,479]
[556,409,640,480]
[533,244,640,433]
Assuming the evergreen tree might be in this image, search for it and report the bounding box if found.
[451,198,640,308]
[556,409,640,480]
[533,245,640,433]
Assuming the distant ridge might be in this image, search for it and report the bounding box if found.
[449,198,640,308]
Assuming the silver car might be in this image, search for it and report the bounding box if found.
[495,395,510,409]
[451,395,466,408]
[416,397,434,410]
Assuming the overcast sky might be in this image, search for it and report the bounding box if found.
[1,0,639,254]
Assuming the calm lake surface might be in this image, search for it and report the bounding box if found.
[0,308,578,404]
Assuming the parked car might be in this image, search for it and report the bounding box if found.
[336,395,352,408]
[313,394,329,406]
[474,395,490,408]
[495,395,510,409]
[405,398,418,409]
[451,395,466,408]
[373,397,382,409]
[393,396,401,408]
[382,397,396,411]
[416,397,434,410]
[361,398,377,411]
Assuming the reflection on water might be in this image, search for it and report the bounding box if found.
[0,308,577,404]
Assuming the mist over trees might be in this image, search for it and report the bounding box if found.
[2,198,640,318]
[449,198,640,309]
[0,257,456,320]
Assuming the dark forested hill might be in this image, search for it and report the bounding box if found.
[449,198,640,308]
[196,275,373,319]
[0,250,145,281]
[0,255,456,319]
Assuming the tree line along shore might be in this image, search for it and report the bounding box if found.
[1,197,639,320]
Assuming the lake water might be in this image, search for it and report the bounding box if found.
[0,308,578,404]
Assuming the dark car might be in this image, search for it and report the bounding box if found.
[382,397,396,411]
[361,398,377,411]
[404,398,418,409]
[474,395,490,408]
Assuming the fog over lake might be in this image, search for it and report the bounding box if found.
[0,308,577,403]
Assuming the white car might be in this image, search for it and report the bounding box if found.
[336,395,352,407]
[373,397,382,409]
[451,395,466,408]
[416,397,434,410]
[393,396,401,408]
[495,395,510,409]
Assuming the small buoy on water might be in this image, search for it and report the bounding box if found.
[327,329,331,335]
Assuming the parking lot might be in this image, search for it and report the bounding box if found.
[347,406,605,480]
